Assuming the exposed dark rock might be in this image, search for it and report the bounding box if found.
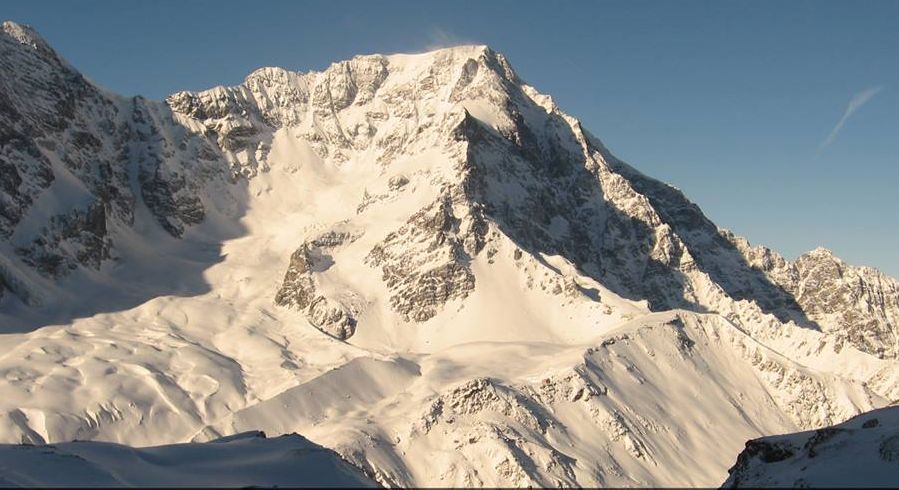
[366,194,480,322]
[275,245,316,310]
[275,232,361,340]
[15,201,111,277]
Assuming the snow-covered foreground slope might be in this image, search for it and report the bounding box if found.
[1,20,898,487]
[198,312,882,487]
[723,404,899,487]
[0,431,375,487]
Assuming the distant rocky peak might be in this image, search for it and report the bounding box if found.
[244,65,307,86]
[1,21,53,55]
[160,43,528,179]
[801,246,836,261]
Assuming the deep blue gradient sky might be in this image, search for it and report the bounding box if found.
[6,1,899,276]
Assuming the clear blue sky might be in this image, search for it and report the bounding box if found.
[6,0,898,276]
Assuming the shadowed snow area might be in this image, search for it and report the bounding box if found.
[1,20,899,487]
[0,431,376,487]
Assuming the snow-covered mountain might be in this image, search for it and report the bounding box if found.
[1,20,897,487]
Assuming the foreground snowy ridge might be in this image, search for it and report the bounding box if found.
[1,20,898,487]
[723,404,899,487]
[0,430,376,487]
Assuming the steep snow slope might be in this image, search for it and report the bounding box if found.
[1,20,898,487]
[723,404,899,487]
[0,430,376,487]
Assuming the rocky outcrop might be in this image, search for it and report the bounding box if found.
[415,378,552,437]
[365,194,483,322]
[275,231,360,339]
[15,201,111,276]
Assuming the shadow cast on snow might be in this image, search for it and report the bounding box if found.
[0,100,252,334]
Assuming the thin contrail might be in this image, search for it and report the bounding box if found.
[820,85,884,150]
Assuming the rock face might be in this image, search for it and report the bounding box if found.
[1,20,899,488]
[0,21,235,309]
[723,405,899,488]
[365,193,483,322]
[0,21,123,283]
[275,231,360,339]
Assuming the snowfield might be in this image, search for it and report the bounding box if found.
[1,20,898,487]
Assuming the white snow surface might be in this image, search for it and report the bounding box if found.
[0,21,898,487]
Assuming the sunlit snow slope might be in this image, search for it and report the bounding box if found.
[1,20,898,487]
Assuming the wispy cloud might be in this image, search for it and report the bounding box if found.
[820,85,884,150]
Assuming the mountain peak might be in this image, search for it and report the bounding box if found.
[378,43,517,83]
[2,20,53,54]
[805,246,836,258]
[164,41,529,173]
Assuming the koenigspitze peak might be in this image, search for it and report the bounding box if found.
[1,21,898,487]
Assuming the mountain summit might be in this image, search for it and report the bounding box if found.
[1,21,898,487]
